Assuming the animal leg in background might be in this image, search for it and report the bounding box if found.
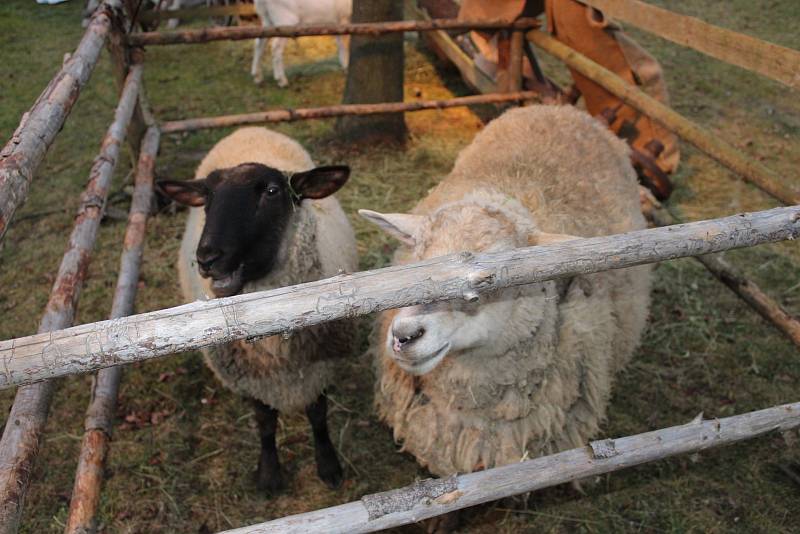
[252,37,268,84]
[305,393,343,488]
[336,35,348,69]
[271,37,290,87]
[252,399,285,494]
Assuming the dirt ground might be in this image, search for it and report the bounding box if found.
[0,1,798,532]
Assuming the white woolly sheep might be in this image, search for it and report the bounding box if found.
[159,127,357,493]
[360,105,651,480]
[251,0,352,87]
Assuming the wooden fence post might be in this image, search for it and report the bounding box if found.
[527,30,800,206]
[0,65,143,534]
[64,125,160,534]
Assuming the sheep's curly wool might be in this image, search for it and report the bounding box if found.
[178,127,358,412]
[373,105,651,476]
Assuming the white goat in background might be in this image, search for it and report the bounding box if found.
[252,0,352,87]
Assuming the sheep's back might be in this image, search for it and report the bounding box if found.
[417,105,645,237]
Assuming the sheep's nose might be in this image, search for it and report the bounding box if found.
[391,320,426,353]
[196,245,222,273]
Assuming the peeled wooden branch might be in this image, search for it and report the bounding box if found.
[0,64,142,534]
[527,30,800,206]
[0,206,797,390]
[582,0,800,90]
[160,91,539,133]
[0,0,121,244]
[64,126,160,534]
[219,402,800,533]
[127,17,541,47]
[649,207,800,348]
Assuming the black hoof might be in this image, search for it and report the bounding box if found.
[316,456,344,489]
[255,466,286,496]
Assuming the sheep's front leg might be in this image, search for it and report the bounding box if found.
[252,37,267,84]
[305,393,343,489]
[271,37,289,87]
[252,400,285,494]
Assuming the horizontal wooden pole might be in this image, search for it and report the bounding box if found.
[0,0,121,245]
[582,0,800,90]
[138,3,256,23]
[0,64,143,534]
[0,206,797,390]
[219,402,800,533]
[127,17,541,47]
[64,125,160,534]
[160,91,539,133]
[649,206,800,348]
[527,30,800,206]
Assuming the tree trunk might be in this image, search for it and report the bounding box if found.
[336,0,407,143]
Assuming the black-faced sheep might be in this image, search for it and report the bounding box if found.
[159,127,357,493]
[360,105,651,478]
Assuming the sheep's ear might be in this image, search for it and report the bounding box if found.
[358,209,424,246]
[156,179,208,207]
[528,231,580,246]
[290,166,350,200]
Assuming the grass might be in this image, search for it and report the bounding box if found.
[0,0,798,532]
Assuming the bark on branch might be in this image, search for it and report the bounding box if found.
[127,18,541,46]
[160,91,540,133]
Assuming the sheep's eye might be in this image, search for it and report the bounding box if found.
[265,185,280,197]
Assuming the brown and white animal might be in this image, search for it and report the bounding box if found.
[158,127,357,493]
[360,105,651,479]
[251,0,352,87]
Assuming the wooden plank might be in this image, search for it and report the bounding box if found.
[64,126,160,534]
[0,0,121,245]
[406,1,497,94]
[160,91,538,133]
[528,30,800,206]
[0,64,143,534]
[219,402,800,533]
[0,205,797,390]
[582,0,800,90]
[137,3,256,23]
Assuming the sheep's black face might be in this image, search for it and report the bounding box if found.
[158,162,350,298]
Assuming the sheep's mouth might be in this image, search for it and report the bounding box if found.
[393,343,451,375]
[209,265,244,298]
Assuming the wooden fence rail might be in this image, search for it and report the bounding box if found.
[127,17,541,46]
[527,30,800,206]
[219,402,800,533]
[647,206,800,348]
[0,0,122,245]
[64,125,160,534]
[0,64,143,534]
[160,91,539,133]
[582,0,800,90]
[0,205,797,391]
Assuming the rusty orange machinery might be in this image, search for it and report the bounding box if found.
[420,0,678,200]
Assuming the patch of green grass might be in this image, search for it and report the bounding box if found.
[0,0,798,533]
